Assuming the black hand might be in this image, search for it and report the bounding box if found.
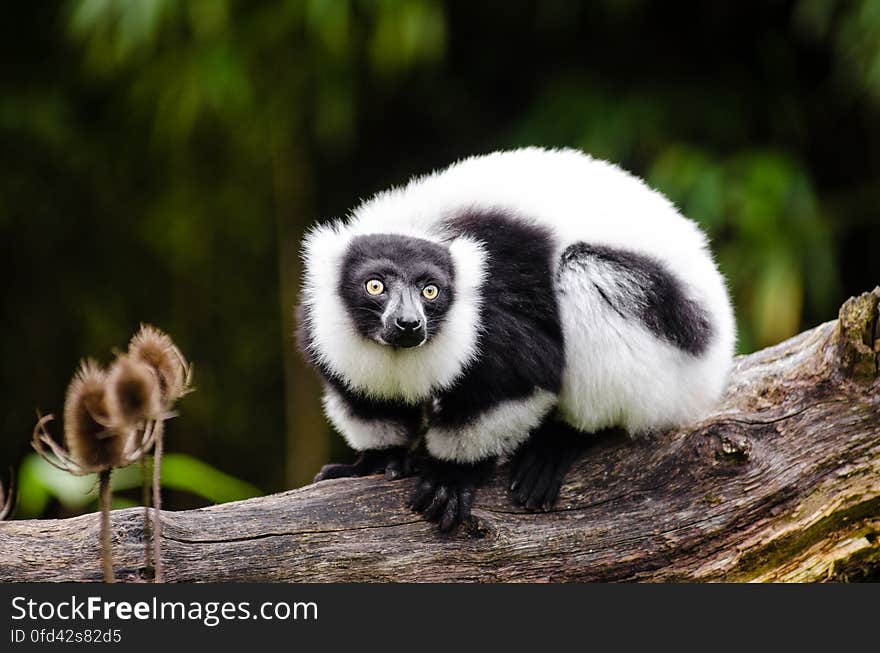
[314,447,411,482]
[408,457,495,531]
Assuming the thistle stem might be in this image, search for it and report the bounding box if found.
[152,433,164,582]
[142,457,152,578]
[98,469,114,583]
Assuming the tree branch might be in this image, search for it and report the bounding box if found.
[2,289,879,582]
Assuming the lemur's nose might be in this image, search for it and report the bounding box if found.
[395,318,423,332]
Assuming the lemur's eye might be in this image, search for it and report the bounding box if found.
[422,284,439,300]
[365,279,385,295]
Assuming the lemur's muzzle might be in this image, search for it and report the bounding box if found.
[382,288,426,348]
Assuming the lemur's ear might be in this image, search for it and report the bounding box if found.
[301,221,353,311]
[447,236,488,297]
[302,221,350,271]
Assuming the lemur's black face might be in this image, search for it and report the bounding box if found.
[339,234,455,349]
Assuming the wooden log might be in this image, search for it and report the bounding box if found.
[2,289,878,583]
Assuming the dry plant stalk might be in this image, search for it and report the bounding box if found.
[126,325,192,582]
[0,469,14,521]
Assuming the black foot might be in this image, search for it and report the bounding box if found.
[509,421,586,511]
[314,447,412,482]
[408,458,496,532]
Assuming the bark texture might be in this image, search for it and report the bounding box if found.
[2,289,879,583]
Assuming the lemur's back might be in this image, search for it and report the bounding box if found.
[350,147,708,268]
[349,147,735,432]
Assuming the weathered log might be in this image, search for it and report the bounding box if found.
[2,289,879,583]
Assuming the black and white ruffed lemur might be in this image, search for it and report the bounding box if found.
[297,147,735,532]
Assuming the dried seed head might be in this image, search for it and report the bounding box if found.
[63,360,130,470]
[129,324,190,405]
[105,355,162,427]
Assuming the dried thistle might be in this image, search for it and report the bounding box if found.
[32,361,158,474]
[0,468,14,521]
[32,360,159,583]
[64,360,125,470]
[127,324,192,583]
[129,324,192,405]
[105,355,163,427]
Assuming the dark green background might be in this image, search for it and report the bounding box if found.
[2,0,878,516]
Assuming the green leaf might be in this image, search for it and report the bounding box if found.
[159,453,262,504]
[15,452,261,518]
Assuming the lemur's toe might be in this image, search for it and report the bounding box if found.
[439,491,461,532]
[542,479,564,511]
[409,478,438,512]
[422,485,450,521]
[383,450,415,480]
[313,463,358,482]
[511,461,541,506]
[525,470,554,511]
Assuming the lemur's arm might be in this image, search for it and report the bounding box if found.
[407,212,566,530]
[314,383,423,481]
[410,382,558,530]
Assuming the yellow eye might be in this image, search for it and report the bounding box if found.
[365,279,384,295]
[422,284,439,300]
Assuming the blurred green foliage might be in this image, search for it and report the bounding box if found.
[649,147,836,351]
[16,452,261,518]
[1,1,878,516]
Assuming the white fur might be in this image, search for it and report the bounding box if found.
[301,224,486,402]
[555,260,733,434]
[344,147,735,435]
[426,391,557,463]
[322,388,409,450]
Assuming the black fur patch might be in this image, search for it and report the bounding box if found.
[432,209,565,429]
[326,377,425,434]
[338,234,455,344]
[559,243,712,356]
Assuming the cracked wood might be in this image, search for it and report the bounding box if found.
[1,289,879,582]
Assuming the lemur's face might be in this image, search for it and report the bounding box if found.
[339,234,455,349]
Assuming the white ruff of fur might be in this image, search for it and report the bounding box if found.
[322,388,408,450]
[426,391,558,463]
[301,223,486,402]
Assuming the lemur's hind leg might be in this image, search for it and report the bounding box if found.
[508,419,587,511]
[314,446,413,482]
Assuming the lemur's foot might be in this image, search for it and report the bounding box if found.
[314,446,412,483]
[509,421,585,511]
[408,458,496,532]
